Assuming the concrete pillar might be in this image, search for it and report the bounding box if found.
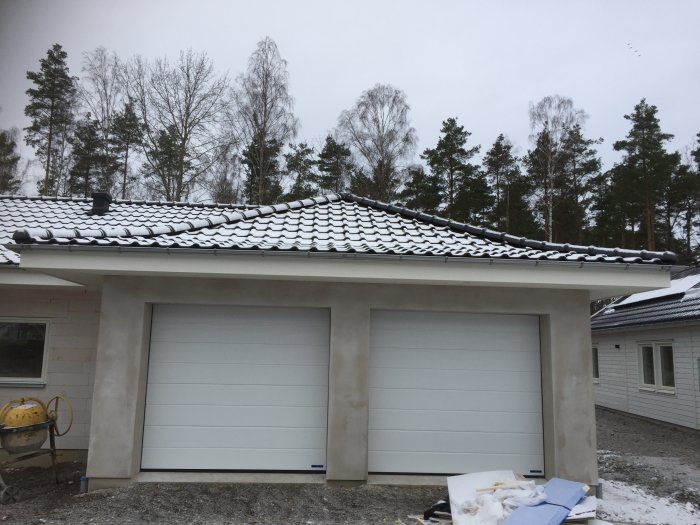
[326,302,370,480]
[86,277,149,485]
[548,291,598,484]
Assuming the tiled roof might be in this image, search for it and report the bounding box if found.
[591,266,700,331]
[4,193,676,266]
[0,195,252,265]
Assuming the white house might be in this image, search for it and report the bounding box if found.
[591,266,700,430]
[0,192,674,489]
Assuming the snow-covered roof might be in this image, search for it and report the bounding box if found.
[0,195,254,266]
[4,193,677,266]
[592,265,700,331]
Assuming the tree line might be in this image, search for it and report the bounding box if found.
[1,39,699,261]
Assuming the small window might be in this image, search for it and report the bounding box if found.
[638,343,675,393]
[640,345,655,386]
[659,345,675,388]
[592,347,599,381]
[0,320,48,384]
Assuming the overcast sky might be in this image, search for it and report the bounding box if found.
[1,0,698,191]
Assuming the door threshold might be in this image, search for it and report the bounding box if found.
[134,471,326,484]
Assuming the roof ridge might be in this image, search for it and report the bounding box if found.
[339,193,677,264]
[12,193,343,244]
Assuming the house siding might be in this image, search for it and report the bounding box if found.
[593,325,700,430]
[0,287,100,448]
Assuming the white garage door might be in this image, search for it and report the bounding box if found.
[369,310,544,475]
[141,304,330,471]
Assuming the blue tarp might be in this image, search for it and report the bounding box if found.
[502,478,588,525]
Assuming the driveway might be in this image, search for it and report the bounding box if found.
[0,407,697,524]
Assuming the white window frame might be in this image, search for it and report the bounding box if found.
[637,342,675,394]
[592,346,599,383]
[0,318,50,385]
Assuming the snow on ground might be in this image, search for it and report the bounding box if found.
[598,479,699,525]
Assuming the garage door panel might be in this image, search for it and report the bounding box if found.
[369,310,544,474]
[142,305,329,471]
[370,388,543,412]
[371,332,538,352]
[146,383,328,407]
[368,451,542,475]
[142,448,326,471]
[369,409,544,434]
[369,430,544,455]
[148,341,328,366]
[145,405,327,428]
[369,368,542,392]
[148,362,328,386]
[143,426,326,450]
[151,321,329,347]
[370,347,540,371]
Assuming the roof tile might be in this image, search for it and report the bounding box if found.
[1,193,677,266]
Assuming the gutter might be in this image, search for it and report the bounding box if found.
[8,243,676,273]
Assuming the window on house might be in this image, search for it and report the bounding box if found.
[592,347,599,381]
[0,320,48,383]
[638,343,675,393]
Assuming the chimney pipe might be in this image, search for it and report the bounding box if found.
[90,192,112,215]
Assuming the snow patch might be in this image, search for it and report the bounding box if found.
[616,274,700,306]
[598,479,699,525]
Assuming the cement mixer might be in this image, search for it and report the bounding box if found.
[0,396,73,504]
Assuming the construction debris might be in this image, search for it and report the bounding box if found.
[415,471,596,525]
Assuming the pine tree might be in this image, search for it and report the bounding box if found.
[556,125,602,244]
[142,126,191,200]
[398,165,442,215]
[68,116,102,197]
[483,134,532,232]
[452,167,494,225]
[664,163,700,259]
[284,142,318,201]
[613,99,679,251]
[110,100,143,199]
[242,133,283,204]
[24,44,77,195]
[0,128,22,194]
[421,118,480,217]
[316,135,353,193]
[525,130,559,239]
[589,165,643,249]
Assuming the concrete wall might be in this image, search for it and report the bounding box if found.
[593,326,700,430]
[87,276,597,487]
[0,286,100,448]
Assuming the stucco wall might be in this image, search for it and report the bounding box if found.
[0,286,100,449]
[87,276,597,486]
[593,326,700,430]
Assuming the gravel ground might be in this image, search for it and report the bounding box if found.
[0,463,445,524]
[596,406,700,509]
[0,407,698,524]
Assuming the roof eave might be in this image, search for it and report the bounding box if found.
[12,244,672,299]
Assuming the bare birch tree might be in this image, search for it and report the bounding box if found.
[231,37,298,204]
[123,49,229,201]
[528,95,586,242]
[337,84,417,201]
[78,47,123,192]
[80,48,123,136]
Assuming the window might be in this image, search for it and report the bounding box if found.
[0,320,48,384]
[638,343,675,393]
[592,347,599,381]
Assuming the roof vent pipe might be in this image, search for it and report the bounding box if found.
[90,192,112,215]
